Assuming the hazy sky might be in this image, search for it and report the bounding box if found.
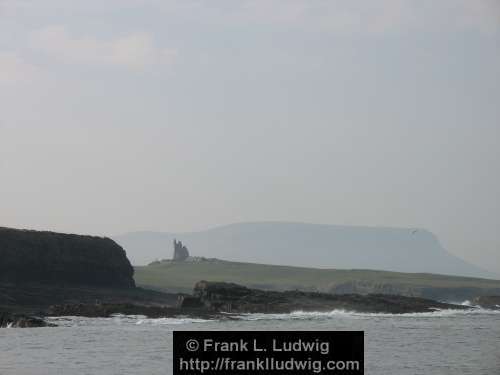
[1,1,499,274]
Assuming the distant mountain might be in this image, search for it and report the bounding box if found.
[113,222,495,279]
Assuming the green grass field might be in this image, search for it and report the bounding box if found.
[134,259,500,297]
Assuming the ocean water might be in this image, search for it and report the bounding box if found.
[1,308,499,375]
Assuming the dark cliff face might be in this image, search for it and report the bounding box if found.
[0,227,135,288]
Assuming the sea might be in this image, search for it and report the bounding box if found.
[1,307,499,375]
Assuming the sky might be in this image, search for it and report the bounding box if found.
[1,1,499,275]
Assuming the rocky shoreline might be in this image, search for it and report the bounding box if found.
[1,227,498,328]
[0,282,473,328]
[0,313,53,328]
[46,303,224,320]
[3,281,499,328]
[184,281,471,314]
[471,295,500,309]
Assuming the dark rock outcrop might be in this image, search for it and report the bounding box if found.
[172,239,189,261]
[176,295,204,308]
[189,281,469,314]
[0,227,135,288]
[0,283,177,312]
[2,280,475,324]
[48,303,173,318]
[46,302,217,319]
[0,312,52,328]
[0,283,181,327]
[472,296,500,309]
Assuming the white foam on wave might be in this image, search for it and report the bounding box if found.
[44,306,500,326]
[447,300,481,308]
[46,315,213,327]
[111,313,147,319]
[236,307,500,321]
[135,317,212,325]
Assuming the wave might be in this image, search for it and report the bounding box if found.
[45,306,500,326]
[135,317,213,325]
[235,307,500,321]
[446,300,478,307]
[46,315,213,327]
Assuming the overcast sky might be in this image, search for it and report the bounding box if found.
[1,1,499,274]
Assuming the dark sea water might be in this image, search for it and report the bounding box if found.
[1,308,499,375]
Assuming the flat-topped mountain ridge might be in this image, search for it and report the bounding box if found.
[115,221,494,278]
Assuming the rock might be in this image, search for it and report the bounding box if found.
[172,239,189,261]
[47,303,169,317]
[0,281,182,327]
[192,281,469,314]
[47,302,218,319]
[177,295,204,308]
[0,312,52,328]
[0,227,135,288]
[471,296,500,309]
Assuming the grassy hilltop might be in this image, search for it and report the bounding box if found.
[134,259,500,301]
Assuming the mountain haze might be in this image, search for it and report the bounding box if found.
[114,222,494,279]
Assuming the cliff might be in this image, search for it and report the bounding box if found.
[0,227,135,288]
